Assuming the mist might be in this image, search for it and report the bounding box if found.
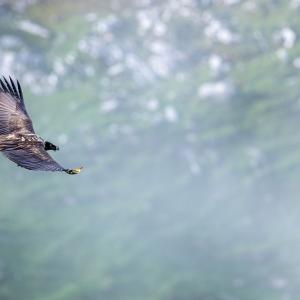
[0,0,300,299]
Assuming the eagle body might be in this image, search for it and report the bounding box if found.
[0,76,81,175]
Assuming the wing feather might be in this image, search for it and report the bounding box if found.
[0,79,8,92]
[17,80,24,104]
[9,76,18,97]
[0,77,35,135]
[3,144,64,172]
[3,77,14,95]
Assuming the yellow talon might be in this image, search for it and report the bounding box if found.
[66,167,83,175]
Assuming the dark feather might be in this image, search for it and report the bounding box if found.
[9,76,18,98]
[3,77,14,95]
[0,79,8,93]
[3,144,64,172]
[17,80,23,101]
[0,78,35,135]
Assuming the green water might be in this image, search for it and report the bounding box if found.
[0,0,300,299]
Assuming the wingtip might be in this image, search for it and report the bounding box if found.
[0,76,23,101]
[0,77,7,92]
[16,79,23,100]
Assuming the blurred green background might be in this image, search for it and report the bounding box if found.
[1,0,300,299]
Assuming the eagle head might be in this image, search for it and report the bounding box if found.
[44,141,59,151]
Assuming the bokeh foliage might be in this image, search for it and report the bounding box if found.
[1,0,300,299]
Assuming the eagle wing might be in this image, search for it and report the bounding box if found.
[3,144,64,172]
[0,77,35,135]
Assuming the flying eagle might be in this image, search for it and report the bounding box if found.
[0,76,82,175]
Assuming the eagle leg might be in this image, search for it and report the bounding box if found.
[64,167,83,175]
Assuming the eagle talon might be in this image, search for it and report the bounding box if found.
[65,167,83,175]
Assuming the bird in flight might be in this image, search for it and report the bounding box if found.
[0,76,82,175]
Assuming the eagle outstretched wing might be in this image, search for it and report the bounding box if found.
[0,76,35,135]
[3,145,64,172]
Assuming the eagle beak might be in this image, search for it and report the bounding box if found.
[65,167,83,175]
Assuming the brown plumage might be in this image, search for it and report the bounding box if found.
[0,76,82,175]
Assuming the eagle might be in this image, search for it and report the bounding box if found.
[0,76,82,175]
